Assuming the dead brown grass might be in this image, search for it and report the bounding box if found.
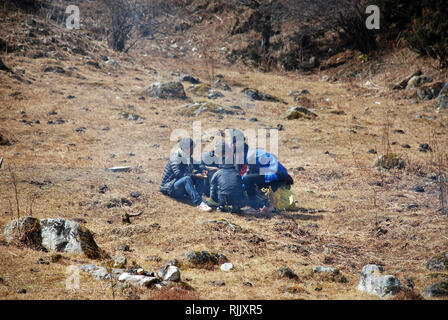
[0,8,447,301]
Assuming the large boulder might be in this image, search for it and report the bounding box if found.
[406,75,432,90]
[357,264,402,298]
[40,218,103,259]
[144,81,186,99]
[438,83,448,111]
[4,217,104,259]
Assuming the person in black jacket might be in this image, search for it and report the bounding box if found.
[160,137,212,212]
[210,141,245,213]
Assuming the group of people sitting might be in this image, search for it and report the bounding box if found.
[160,129,293,214]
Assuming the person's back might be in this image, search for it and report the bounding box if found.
[210,164,244,212]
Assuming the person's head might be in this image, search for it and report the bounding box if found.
[178,137,195,156]
[214,139,231,164]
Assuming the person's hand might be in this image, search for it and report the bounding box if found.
[202,169,208,176]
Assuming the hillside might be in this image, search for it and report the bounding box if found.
[0,0,448,300]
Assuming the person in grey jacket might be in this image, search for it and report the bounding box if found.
[209,141,245,213]
[160,137,212,212]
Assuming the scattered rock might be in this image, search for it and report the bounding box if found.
[406,75,432,90]
[277,267,298,280]
[157,265,181,282]
[423,280,448,298]
[185,250,227,266]
[368,149,377,154]
[50,254,62,263]
[417,82,444,100]
[438,83,448,111]
[118,272,158,287]
[4,217,42,248]
[179,75,200,84]
[17,289,27,294]
[283,106,318,120]
[220,263,234,272]
[243,281,253,287]
[201,219,241,232]
[108,166,131,173]
[242,88,285,103]
[130,191,141,198]
[181,101,236,117]
[373,154,404,170]
[145,255,162,262]
[208,91,224,99]
[412,186,425,193]
[98,185,109,194]
[144,81,186,99]
[43,66,65,73]
[117,244,131,252]
[215,79,231,91]
[419,144,432,152]
[188,83,213,97]
[356,264,402,298]
[401,144,411,149]
[210,280,225,286]
[110,256,127,269]
[391,70,422,90]
[282,285,306,294]
[120,112,145,121]
[0,133,10,145]
[426,252,448,271]
[313,266,340,275]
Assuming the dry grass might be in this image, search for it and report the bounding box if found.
[0,9,448,300]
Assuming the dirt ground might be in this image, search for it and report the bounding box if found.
[0,10,448,300]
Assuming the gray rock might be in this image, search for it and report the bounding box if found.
[220,263,234,271]
[118,272,158,287]
[241,88,284,103]
[426,252,448,271]
[208,91,224,99]
[144,81,186,99]
[313,266,340,275]
[179,75,200,84]
[201,219,241,232]
[423,280,448,298]
[158,265,181,282]
[277,267,298,279]
[111,256,127,269]
[4,217,42,246]
[356,264,402,298]
[438,83,448,110]
[406,75,432,90]
[40,218,102,259]
[108,166,131,172]
[284,106,318,120]
[185,250,227,265]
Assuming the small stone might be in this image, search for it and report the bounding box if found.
[220,263,233,272]
[412,186,425,193]
[145,255,162,262]
[243,281,253,287]
[98,185,109,194]
[111,256,127,269]
[277,267,298,279]
[17,289,27,294]
[117,244,131,252]
[401,144,411,149]
[136,268,144,275]
[50,254,62,263]
[367,149,377,154]
[130,191,141,198]
[108,166,131,172]
[419,144,432,152]
[211,280,225,286]
[313,266,340,275]
[296,166,305,171]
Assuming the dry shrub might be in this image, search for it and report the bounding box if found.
[389,288,424,300]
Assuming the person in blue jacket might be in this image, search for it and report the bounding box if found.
[230,129,293,214]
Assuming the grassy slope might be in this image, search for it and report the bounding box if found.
[0,8,448,300]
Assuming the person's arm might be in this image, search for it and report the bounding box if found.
[210,170,219,202]
[170,152,191,179]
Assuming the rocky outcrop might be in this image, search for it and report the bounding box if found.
[423,280,448,298]
[357,264,402,298]
[4,217,104,259]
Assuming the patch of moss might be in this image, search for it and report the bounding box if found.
[188,83,212,96]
